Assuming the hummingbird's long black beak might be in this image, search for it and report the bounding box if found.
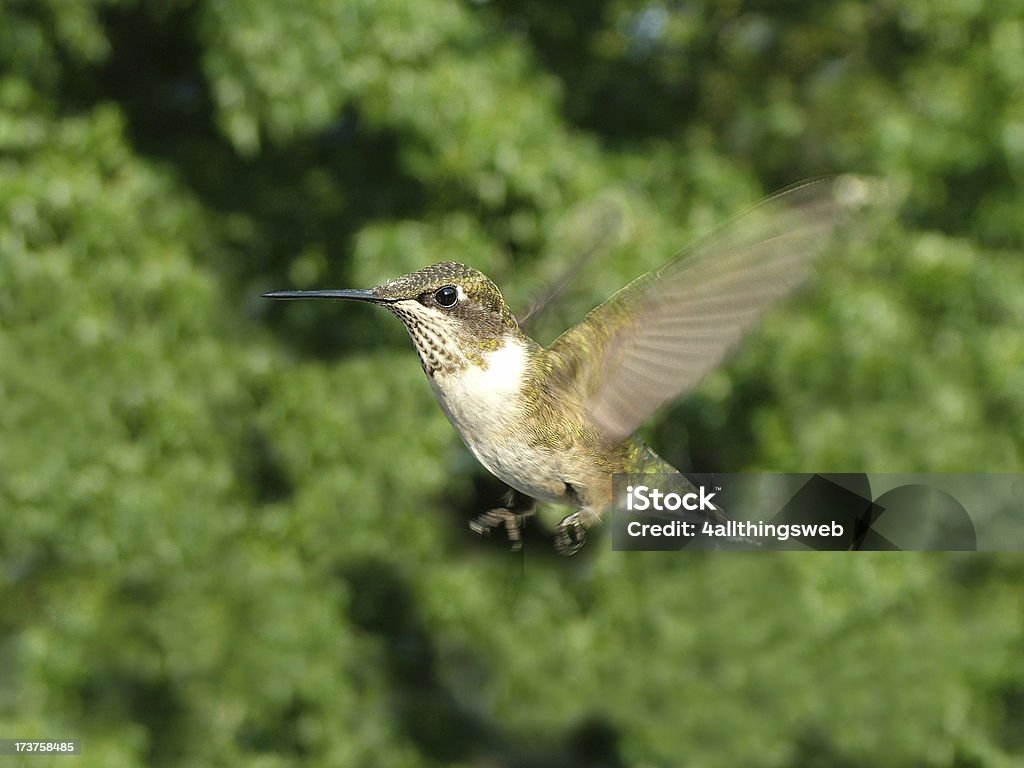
[262,289,390,303]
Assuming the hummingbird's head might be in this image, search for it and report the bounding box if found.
[264,262,523,375]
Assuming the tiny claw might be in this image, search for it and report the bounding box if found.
[469,507,524,551]
[554,513,588,556]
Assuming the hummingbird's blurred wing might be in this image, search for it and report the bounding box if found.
[546,176,876,444]
[518,196,626,329]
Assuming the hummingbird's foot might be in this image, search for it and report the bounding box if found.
[469,507,527,550]
[553,509,600,556]
[470,489,536,551]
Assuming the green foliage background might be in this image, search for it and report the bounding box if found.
[2,0,1023,765]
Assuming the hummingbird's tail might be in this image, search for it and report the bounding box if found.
[681,472,760,547]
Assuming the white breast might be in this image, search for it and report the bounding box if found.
[432,340,527,432]
[429,339,564,503]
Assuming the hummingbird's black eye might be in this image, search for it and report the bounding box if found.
[435,285,459,308]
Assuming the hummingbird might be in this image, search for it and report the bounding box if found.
[264,177,870,554]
